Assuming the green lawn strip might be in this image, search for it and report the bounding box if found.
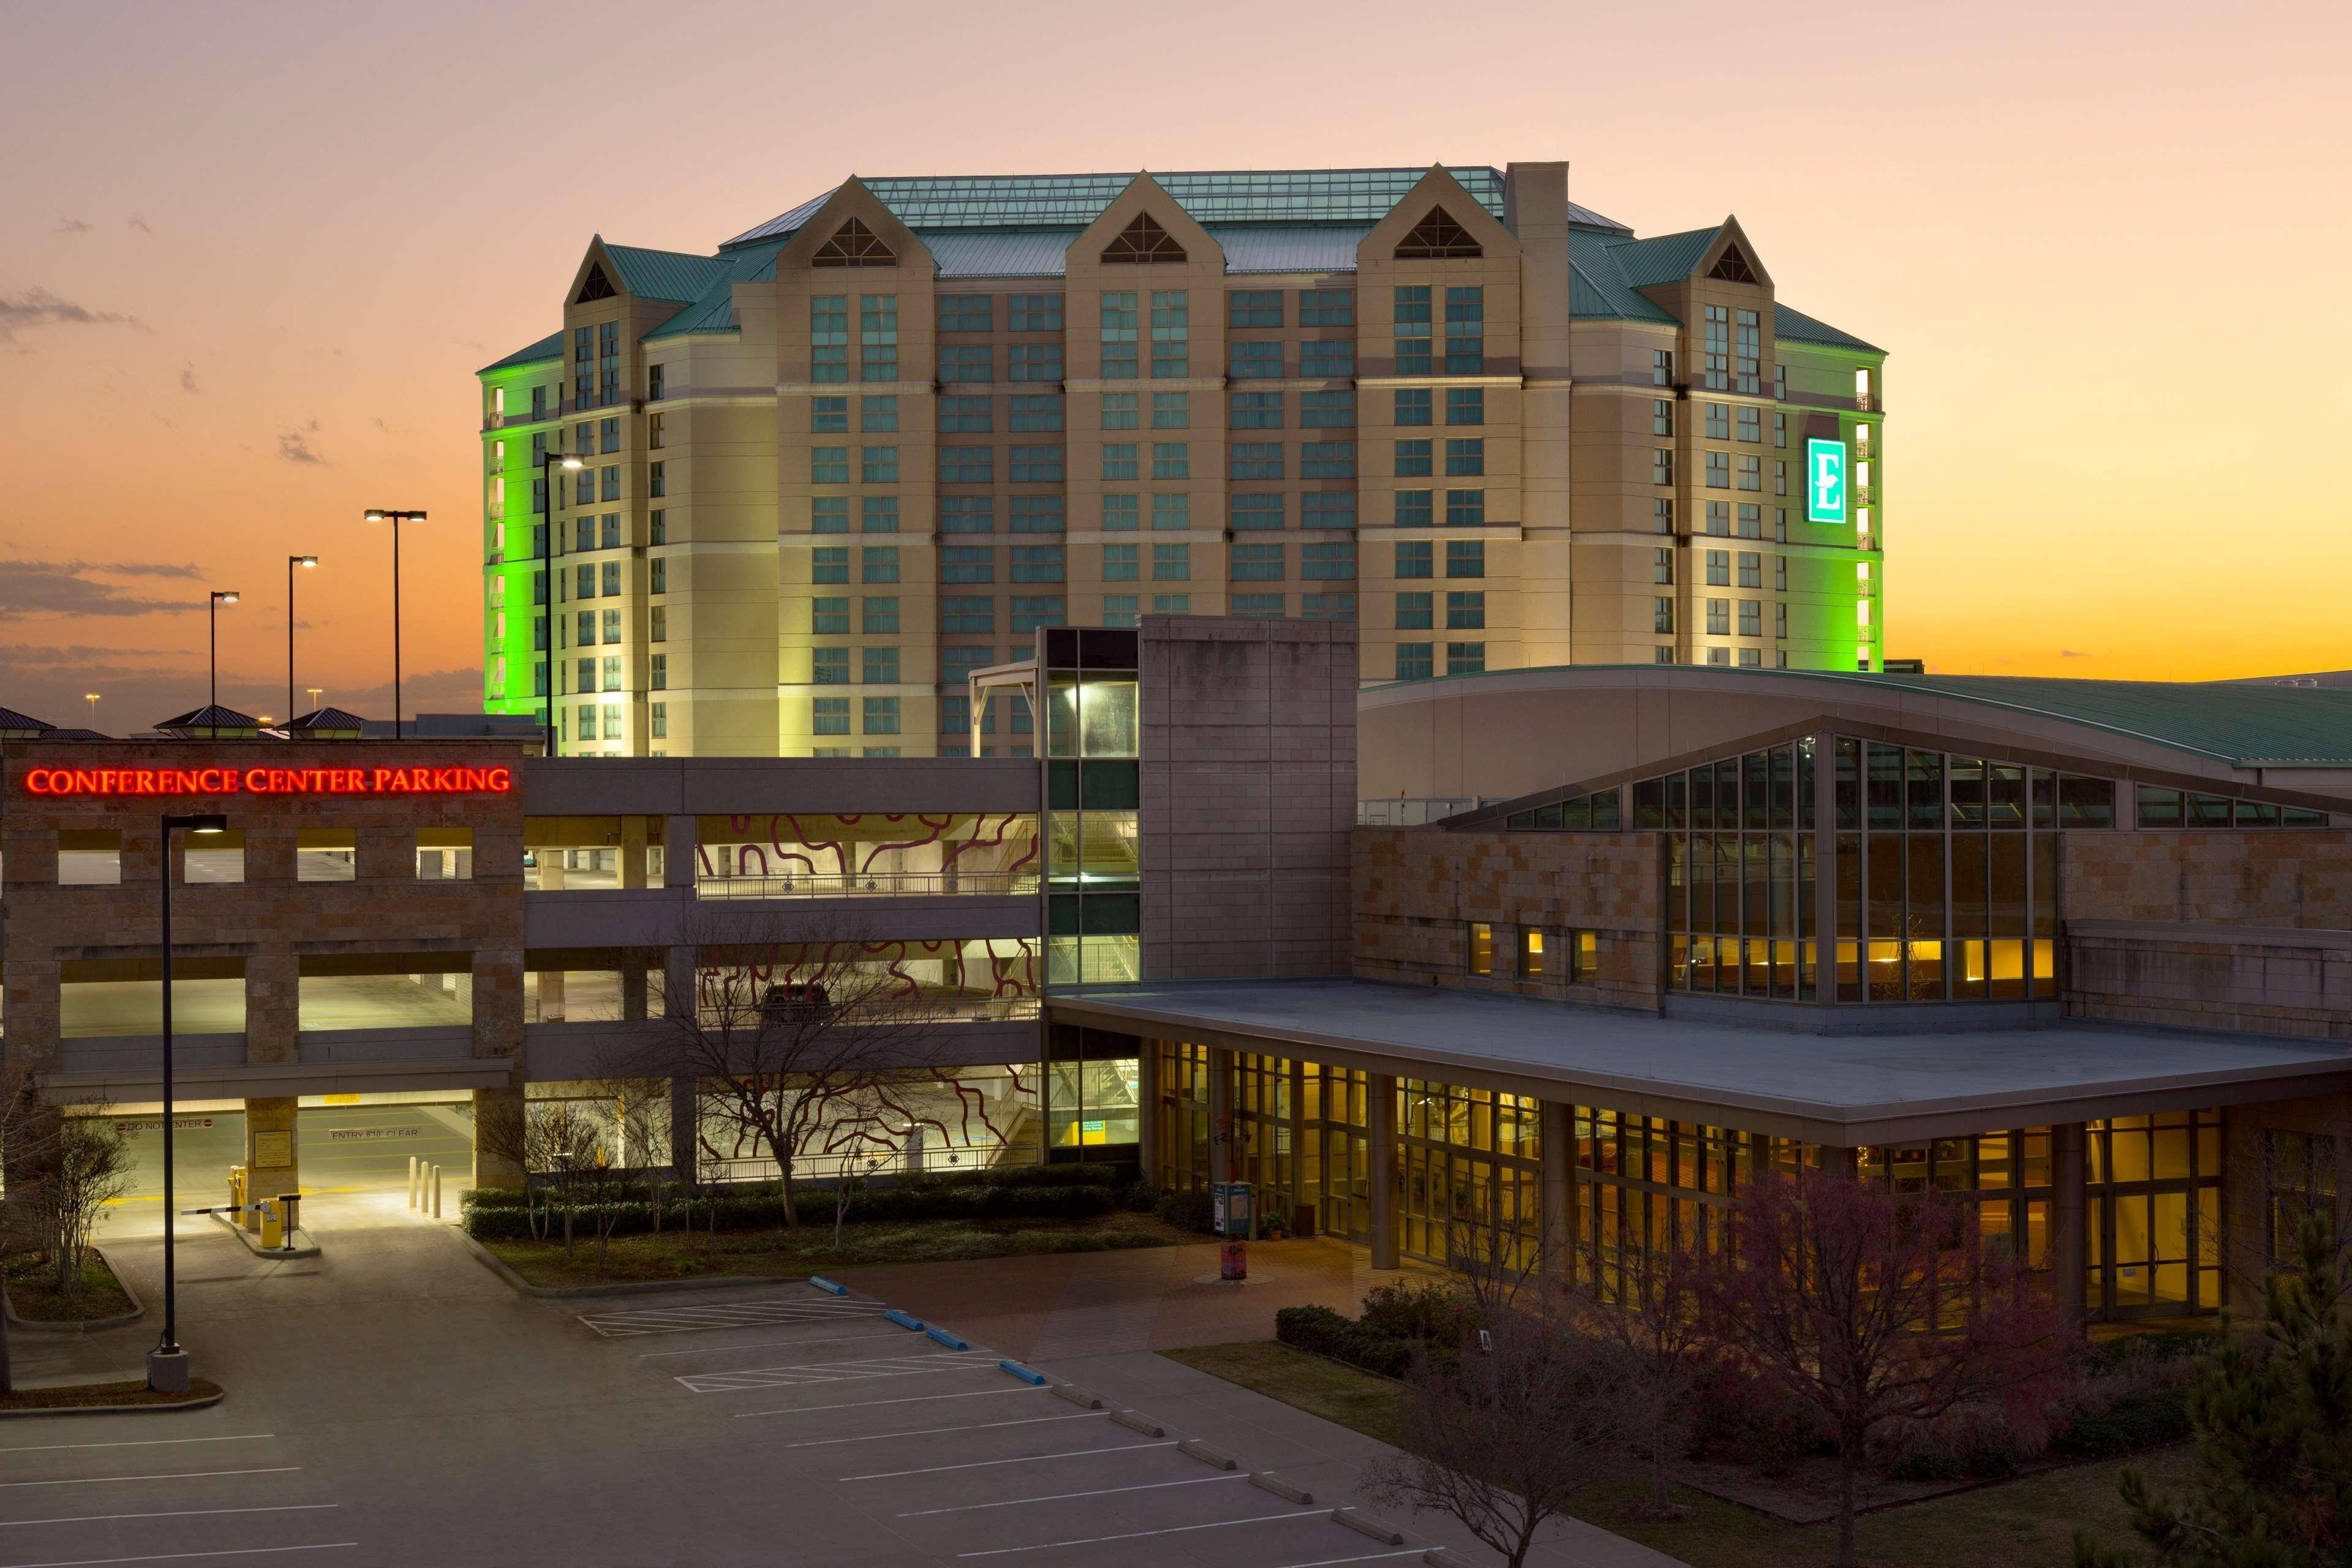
[1162,1339,2198,1568]
[3,1253,135,1322]
[485,1212,1195,1287]
[0,1379,223,1412]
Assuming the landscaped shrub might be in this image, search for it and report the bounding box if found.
[1155,1188,1217,1234]
[1689,1360,1834,1472]
[2048,1384,2195,1458]
[1275,1303,1414,1378]
[1358,1279,1474,1344]
[1880,1406,2027,1480]
[1120,1180,1161,1213]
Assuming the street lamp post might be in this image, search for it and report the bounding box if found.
[150,810,228,1395]
[83,692,100,725]
[287,556,317,722]
[206,592,238,739]
[361,511,426,739]
[538,452,584,759]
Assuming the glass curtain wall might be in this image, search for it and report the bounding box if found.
[1654,739,1814,998]
[1044,630,1141,986]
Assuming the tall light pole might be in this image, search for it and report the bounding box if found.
[151,810,228,1395]
[361,510,426,739]
[287,555,317,722]
[206,591,238,739]
[538,451,584,758]
[83,692,100,725]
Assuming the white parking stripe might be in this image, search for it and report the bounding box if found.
[959,1509,1329,1556]
[678,1351,993,1393]
[897,1473,1244,1517]
[841,1442,1172,1482]
[0,1547,357,1568]
[0,1468,299,1491]
[0,1438,276,1458]
[733,1386,1049,1419]
[636,1332,906,1359]
[780,1412,1102,1449]
[0,1506,337,1530]
[1272,1553,1426,1568]
[579,1300,884,1336]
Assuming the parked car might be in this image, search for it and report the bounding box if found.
[760,981,831,1021]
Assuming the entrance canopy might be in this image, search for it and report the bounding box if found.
[1049,978,2352,1144]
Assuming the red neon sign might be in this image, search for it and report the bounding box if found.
[21,766,514,799]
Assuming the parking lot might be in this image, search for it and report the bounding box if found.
[0,1428,352,1566]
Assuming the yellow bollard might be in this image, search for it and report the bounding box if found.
[407,1155,420,1210]
[431,1164,443,1219]
[259,1199,284,1250]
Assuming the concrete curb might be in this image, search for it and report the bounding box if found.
[209,1214,321,1261]
[1332,1507,1406,1545]
[1048,1383,1104,1411]
[0,1388,224,1421]
[1177,1437,1237,1471]
[1249,1472,1314,1504]
[2,1248,145,1335]
[1109,1409,1166,1438]
[457,1229,804,1300]
[997,1360,1049,1385]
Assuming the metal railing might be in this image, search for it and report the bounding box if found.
[696,870,1040,900]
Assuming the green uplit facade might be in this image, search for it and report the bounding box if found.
[477,335,563,720]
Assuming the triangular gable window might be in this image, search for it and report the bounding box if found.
[1395,206,1482,259]
[575,265,616,303]
[1100,211,1186,264]
[812,217,895,267]
[1708,244,1758,284]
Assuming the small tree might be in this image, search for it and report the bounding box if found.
[1365,1298,1632,1568]
[2074,1212,2352,1567]
[1692,1170,2071,1568]
[0,1057,67,1395]
[39,1117,133,1300]
[1566,1232,1709,1517]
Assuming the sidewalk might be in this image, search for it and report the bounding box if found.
[834,1234,1434,1360]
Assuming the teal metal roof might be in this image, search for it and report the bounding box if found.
[477,331,562,374]
[1369,665,2352,769]
[603,244,734,304]
[1566,230,1679,323]
[1774,303,1884,355]
[1601,226,1722,289]
[642,240,790,339]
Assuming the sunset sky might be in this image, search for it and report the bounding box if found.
[4,0,2347,728]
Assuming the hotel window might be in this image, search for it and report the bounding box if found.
[649,703,666,739]
[938,396,991,433]
[861,395,898,432]
[810,296,848,381]
[1394,285,1432,373]
[1395,388,1433,426]
[1231,543,1284,581]
[862,696,900,734]
[577,703,597,740]
[1101,595,1139,628]
[812,597,849,635]
[1148,290,1188,377]
[862,545,900,583]
[1654,548,1674,585]
[1230,391,1282,429]
[1705,403,1730,440]
[1099,291,1138,379]
[1102,544,1140,581]
[812,647,848,684]
[649,654,666,690]
[600,560,622,596]
[1654,498,1675,534]
[1300,288,1354,326]
[600,654,622,691]
[938,344,993,382]
[1011,595,1065,631]
[941,497,993,533]
[1739,600,1762,638]
[1232,494,1282,530]
[1152,442,1191,480]
[938,294,992,333]
[1653,450,1674,485]
[812,446,848,484]
[1738,407,1761,443]
[1653,349,1675,386]
[862,596,899,635]
[1775,603,1789,640]
[1706,599,1730,635]
[601,464,620,501]
[1774,412,1787,448]
[1706,550,1730,587]
[1396,592,1434,630]
[1008,342,1062,382]
[940,447,993,484]
[1706,501,1730,535]
[600,609,622,643]
[1467,922,1495,976]
[1396,643,1434,679]
[598,417,620,453]
[1446,540,1484,579]
[1396,490,1433,527]
[645,413,663,450]
[1303,492,1354,529]
[1100,443,1138,481]
[940,546,994,584]
[1520,928,1544,978]
[649,606,666,642]
[1776,556,1789,592]
[1705,452,1730,489]
[1774,363,1787,400]
[812,698,849,735]
[1735,309,1760,394]
[1152,543,1190,581]
[1446,590,1485,629]
[1444,287,1483,372]
[1300,390,1353,428]
[1229,290,1282,327]
[1737,551,1762,589]
[1301,441,1354,479]
[1010,444,1065,483]
[1396,540,1433,579]
[1447,642,1485,674]
[1229,443,1280,481]
[859,295,898,381]
[1010,545,1064,583]
[573,656,592,692]
[1303,593,1355,622]
[1302,541,1354,579]
[1099,393,1138,430]
[1654,597,1675,634]
[575,469,594,505]
[1708,647,1730,666]
[860,494,896,533]
[1229,341,1283,379]
[861,445,899,483]
[601,514,622,549]
[575,612,593,647]
[1395,439,1433,477]
[1703,304,1729,390]
[1653,400,1674,437]
[1151,594,1189,614]
[1008,293,1062,332]
[1299,339,1354,377]
[1738,455,1762,491]
[1444,439,1484,476]
[1151,494,1188,530]
[1006,394,1061,432]
[940,596,993,633]
[1444,490,1485,527]
[1232,594,1284,617]
[1446,387,1483,426]
[1101,495,1139,530]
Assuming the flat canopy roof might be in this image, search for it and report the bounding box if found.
[1050,979,2352,1144]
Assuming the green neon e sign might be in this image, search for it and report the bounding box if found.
[1805,439,1848,524]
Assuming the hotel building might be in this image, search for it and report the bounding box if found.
[475,163,1887,759]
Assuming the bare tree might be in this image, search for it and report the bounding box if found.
[1365,1299,1634,1568]
[37,1118,133,1300]
[0,1055,67,1395]
[631,910,960,1227]
[1564,1232,1708,1517]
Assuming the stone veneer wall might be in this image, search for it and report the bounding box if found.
[1352,827,1661,1011]
[2064,832,2352,1041]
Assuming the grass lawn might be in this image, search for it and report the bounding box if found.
[1164,1340,2198,1568]
[4,1252,136,1324]
[0,1379,222,1412]
[486,1210,1197,1287]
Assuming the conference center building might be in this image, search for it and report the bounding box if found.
[9,622,2352,1323]
[473,160,1888,760]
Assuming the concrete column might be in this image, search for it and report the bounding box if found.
[665,813,698,894]
[536,851,567,892]
[619,815,649,890]
[1824,1144,1860,1178]
[241,1097,299,1234]
[1207,1046,1235,1186]
[473,1086,526,1190]
[1136,1040,1161,1187]
[244,954,299,1065]
[538,969,566,1023]
[1540,1099,1575,1277]
[620,959,649,1021]
[2054,1122,2088,1323]
[666,943,699,1183]
[1368,1071,1400,1270]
